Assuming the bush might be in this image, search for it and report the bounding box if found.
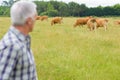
[40,12,48,16]
[47,10,59,17]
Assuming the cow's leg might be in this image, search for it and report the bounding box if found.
[104,25,107,31]
[93,23,97,31]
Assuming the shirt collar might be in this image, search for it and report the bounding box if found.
[9,26,30,42]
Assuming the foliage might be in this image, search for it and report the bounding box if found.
[47,10,59,17]
[0,0,120,17]
[0,6,10,16]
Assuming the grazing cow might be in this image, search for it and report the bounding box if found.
[36,16,41,20]
[95,18,108,31]
[114,20,120,25]
[87,18,96,31]
[73,16,92,28]
[40,16,48,21]
[51,17,63,26]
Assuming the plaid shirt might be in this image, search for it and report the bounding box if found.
[0,26,38,80]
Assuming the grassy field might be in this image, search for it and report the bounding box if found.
[0,17,120,80]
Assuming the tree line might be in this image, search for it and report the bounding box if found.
[0,0,120,17]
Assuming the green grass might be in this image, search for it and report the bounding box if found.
[0,17,120,80]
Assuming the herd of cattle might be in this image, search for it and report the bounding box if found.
[36,15,63,26]
[36,15,120,31]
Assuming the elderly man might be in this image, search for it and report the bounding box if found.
[0,1,38,80]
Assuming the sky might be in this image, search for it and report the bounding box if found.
[0,0,120,7]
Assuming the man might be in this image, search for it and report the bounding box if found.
[0,1,38,80]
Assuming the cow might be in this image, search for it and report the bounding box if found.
[40,16,48,21]
[73,16,92,28]
[114,20,120,25]
[51,17,63,26]
[36,16,41,20]
[87,18,96,31]
[95,18,108,31]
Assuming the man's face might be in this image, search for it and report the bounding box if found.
[27,14,37,32]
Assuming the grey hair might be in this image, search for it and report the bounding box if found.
[10,1,37,26]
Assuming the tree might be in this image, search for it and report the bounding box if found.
[113,4,120,15]
[58,2,69,16]
[49,0,60,10]
[68,2,80,16]
[0,1,120,17]
[103,6,115,16]
[47,2,54,11]
[79,4,88,16]
[2,0,19,7]
[34,1,48,15]
[46,2,58,16]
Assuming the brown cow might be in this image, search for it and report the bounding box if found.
[87,18,96,31]
[114,20,120,25]
[40,16,48,21]
[95,18,108,31]
[36,16,41,20]
[51,17,63,26]
[73,16,92,27]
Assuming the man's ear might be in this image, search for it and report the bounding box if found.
[25,17,32,25]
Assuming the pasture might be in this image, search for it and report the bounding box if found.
[0,17,120,80]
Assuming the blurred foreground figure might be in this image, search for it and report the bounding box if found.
[0,1,38,80]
